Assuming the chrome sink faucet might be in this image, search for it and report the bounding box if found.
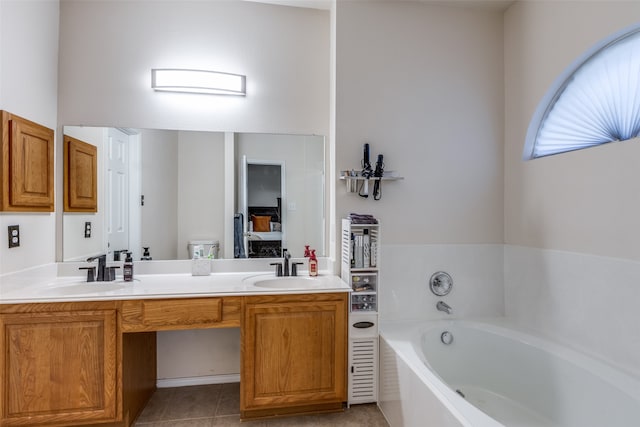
[436,301,453,315]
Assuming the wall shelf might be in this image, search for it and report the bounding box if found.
[339,175,404,182]
[340,172,403,197]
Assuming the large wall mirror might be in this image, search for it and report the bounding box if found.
[62,126,325,262]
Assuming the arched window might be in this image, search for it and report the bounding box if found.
[524,24,640,160]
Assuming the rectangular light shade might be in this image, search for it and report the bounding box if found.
[151,69,246,95]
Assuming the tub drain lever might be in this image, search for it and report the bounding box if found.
[441,331,454,345]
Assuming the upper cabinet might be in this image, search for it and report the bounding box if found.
[64,134,97,212]
[0,111,54,212]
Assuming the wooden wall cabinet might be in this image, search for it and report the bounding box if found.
[241,293,348,420]
[0,111,54,211]
[0,309,119,426]
[64,134,98,212]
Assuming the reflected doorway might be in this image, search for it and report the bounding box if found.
[240,158,286,258]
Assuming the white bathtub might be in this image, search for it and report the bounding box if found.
[379,319,640,427]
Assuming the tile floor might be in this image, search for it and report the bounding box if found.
[134,383,390,427]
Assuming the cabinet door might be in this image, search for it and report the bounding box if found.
[64,134,98,212]
[241,293,347,418]
[0,111,54,211]
[0,310,118,426]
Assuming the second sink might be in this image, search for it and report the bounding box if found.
[253,277,317,289]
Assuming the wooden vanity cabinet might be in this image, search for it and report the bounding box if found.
[241,293,348,419]
[0,292,347,425]
[0,111,55,212]
[0,306,119,426]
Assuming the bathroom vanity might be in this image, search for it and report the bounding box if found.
[0,272,348,426]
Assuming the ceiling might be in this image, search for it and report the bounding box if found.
[243,0,516,12]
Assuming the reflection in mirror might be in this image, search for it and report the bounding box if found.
[241,160,285,258]
[235,133,325,260]
[62,126,325,262]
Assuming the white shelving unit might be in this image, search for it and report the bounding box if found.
[342,218,379,405]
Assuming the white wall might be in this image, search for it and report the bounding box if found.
[0,0,59,274]
[157,328,240,383]
[57,0,330,135]
[504,1,640,260]
[177,131,225,259]
[379,244,504,321]
[504,1,640,375]
[335,1,504,246]
[141,129,179,260]
[335,1,505,324]
[505,245,640,378]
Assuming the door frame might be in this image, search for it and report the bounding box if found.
[240,157,286,256]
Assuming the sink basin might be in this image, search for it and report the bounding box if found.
[253,277,317,289]
[46,281,129,295]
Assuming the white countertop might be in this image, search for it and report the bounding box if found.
[0,267,349,304]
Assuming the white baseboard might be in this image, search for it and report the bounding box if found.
[156,374,240,388]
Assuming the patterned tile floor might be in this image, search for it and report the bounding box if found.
[134,383,390,427]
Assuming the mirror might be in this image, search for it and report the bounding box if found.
[62,126,325,262]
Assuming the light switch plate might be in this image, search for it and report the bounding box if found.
[8,225,19,248]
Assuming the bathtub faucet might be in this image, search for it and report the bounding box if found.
[436,301,453,315]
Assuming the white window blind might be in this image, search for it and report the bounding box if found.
[524,25,640,160]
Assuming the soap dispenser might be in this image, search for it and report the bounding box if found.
[123,252,134,282]
[309,249,318,277]
[141,247,152,261]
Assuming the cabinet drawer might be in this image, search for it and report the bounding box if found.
[121,297,239,332]
[143,298,221,325]
[349,313,378,338]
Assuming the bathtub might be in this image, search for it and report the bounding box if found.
[379,319,640,427]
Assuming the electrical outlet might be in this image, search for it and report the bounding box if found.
[8,225,19,248]
[84,221,92,238]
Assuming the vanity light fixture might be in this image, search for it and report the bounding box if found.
[151,68,246,96]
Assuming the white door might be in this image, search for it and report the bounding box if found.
[106,128,130,260]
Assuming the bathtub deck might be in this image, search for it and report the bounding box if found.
[455,384,554,427]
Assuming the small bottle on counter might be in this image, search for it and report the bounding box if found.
[309,249,318,277]
[123,252,134,282]
[141,247,153,261]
